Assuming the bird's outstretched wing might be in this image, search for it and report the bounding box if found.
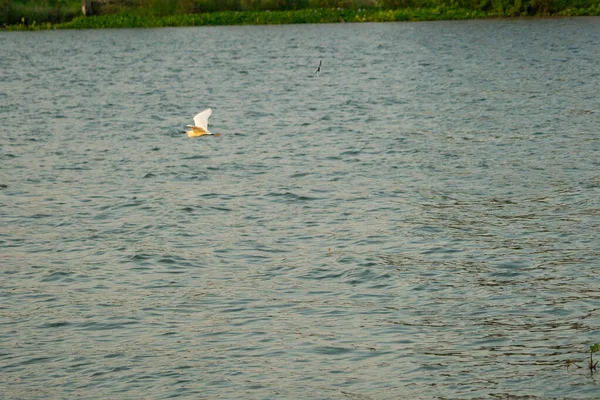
[193,108,212,131]
[314,60,322,75]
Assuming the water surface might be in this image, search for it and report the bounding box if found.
[1,18,600,399]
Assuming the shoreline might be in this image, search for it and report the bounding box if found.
[4,6,600,31]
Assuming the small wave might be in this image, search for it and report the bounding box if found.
[289,172,311,178]
[40,321,71,328]
[183,155,208,160]
[265,191,320,202]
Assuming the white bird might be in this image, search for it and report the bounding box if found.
[186,108,218,137]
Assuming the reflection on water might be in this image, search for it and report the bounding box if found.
[1,18,600,399]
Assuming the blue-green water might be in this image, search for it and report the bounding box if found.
[1,18,599,399]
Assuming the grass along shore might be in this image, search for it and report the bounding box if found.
[3,0,600,30]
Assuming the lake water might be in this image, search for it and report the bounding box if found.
[1,17,599,399]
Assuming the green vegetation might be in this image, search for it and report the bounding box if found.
[2,0,81,25]
[590,343,599,373]
[3,0,600,29]
[565,344,600,374]
[36,8,503,29]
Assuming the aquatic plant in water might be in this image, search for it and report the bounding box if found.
[566,344,599,374]
[589,343,599,373]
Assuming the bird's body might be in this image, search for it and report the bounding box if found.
[314,60,322,75]
[186,126,210,137]
[186,108,217,137]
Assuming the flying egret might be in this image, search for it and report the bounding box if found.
[186,108,219,137]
